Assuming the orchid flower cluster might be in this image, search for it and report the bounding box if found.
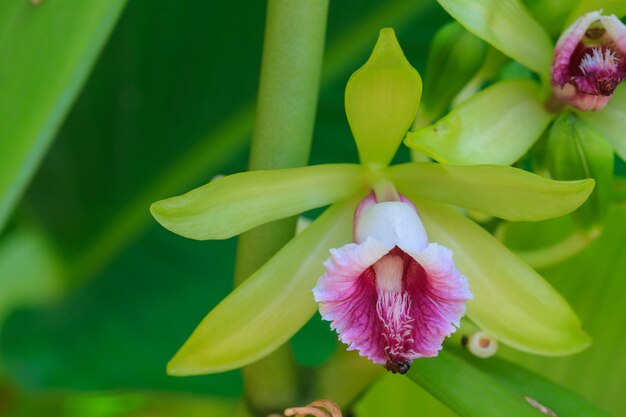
[151,28,594,377]
[407,1,626,230]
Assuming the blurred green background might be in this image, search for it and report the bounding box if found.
[1,0,625,416]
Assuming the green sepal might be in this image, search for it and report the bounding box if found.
[547,112,614,229]
[166,198,357,375]
[436,0,553,83]
[419,22,487,124]
[150,164,366,240]
[345,28,422,167]
[405,79,553,166]
[386,162,594,221]
[413,199,591,356]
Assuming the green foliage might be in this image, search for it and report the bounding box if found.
[0,0,127,233]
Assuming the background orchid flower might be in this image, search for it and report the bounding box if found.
[406,0,626,229]
[150,28,594,376]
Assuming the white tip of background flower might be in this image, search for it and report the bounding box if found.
[466,330,498,358]
[552,10,626,111]
[313,193,472,374]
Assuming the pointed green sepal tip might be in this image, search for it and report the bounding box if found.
[346,28,422,167]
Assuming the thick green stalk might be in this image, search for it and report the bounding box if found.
[233,0,328,415]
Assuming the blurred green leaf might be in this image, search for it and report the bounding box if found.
[151,164,366,240]
[0,0,127,232]
[405,79,553,165]
[354,373,457,417]
[499,205,626,416]
[167,198,356,375]
[7,390,235,417]
[0,226,243,395]
[407,349,610,417]
[386,162,593,221]
[413,199,591,356]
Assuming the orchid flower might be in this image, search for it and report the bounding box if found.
[150,29,593,376]
[405,1,626,165]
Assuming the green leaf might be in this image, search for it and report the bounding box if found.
[412,199,591,355]
[578,84,626,162]
[167,198,357,375]
[345,28,422,167]
[151,164,366,240]
[407,349,610,417]
[385,162,594,221]
[436,0,554,82]
[405,79,553,166]
[547,112,614,228]
[0,0,127,232]
[354,373,457,417]
[497,205,626,416]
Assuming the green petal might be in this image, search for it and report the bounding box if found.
[436,0,553,82]
[167,198,357,375]
[345,28,422,167]
[151,164,366,240]
[413,199,591,355]
[386,163,594,221]
[578,84,626,162]
[405,79,552,166]
[407,349,610,417]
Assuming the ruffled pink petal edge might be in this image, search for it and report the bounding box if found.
[313,238,472,365]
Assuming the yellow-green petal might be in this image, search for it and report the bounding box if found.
[578,84,626,162]
[345,28,422,167]
[167,198,357,375]
[405,79,553,166]
[386,162,594,221]
[150,164,366,240]
[436,0,553,82]
[414,199,591,356]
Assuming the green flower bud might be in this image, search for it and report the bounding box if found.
[547,111,613,229]
[419,22,487,124]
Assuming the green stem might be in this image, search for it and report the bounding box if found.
[233,0,328,415]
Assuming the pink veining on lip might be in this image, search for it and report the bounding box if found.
[313,193,472,374]
[552,10,626,111]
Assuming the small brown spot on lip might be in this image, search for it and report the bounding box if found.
[478,337,490,348]
[524,395,558,417]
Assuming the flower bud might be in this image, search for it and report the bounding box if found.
[419,22,487,124]
[552,10,626,111]
[547,111,613,228]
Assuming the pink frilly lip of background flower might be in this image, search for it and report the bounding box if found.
[313,193,472,374]
[552,10,626,111]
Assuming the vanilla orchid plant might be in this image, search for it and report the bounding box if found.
[151,29,593,376]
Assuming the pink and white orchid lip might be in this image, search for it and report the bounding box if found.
[552,11,626,111]
[313,193,472,373]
